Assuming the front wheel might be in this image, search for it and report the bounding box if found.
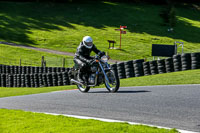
[77,84,90,93]
[104,70,120,93]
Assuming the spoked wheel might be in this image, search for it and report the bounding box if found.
[105,70,120,93]
[77,84,90,93]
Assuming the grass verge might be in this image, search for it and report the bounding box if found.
[120,69,200,87]
[0,109,178,133]
[0,85,76,98]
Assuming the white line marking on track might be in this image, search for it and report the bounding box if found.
[36,112,198,133]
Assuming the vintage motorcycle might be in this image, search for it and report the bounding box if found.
[69,54,120,93]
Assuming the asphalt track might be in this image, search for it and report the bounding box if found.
[0,84,200,132]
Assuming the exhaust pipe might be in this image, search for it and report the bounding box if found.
[70,79,84,86]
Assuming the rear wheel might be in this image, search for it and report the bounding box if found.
[77,84,90,93]
[105,70,120,93]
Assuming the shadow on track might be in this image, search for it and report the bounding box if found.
[89,90,151,93]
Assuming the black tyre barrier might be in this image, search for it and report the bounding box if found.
[57,73,63,86]
[165,57,174,73]
[181,53,191,71]
[17,74,21,87]
[14,66,18,74]
[6,66,10,74]
[43,67,48,73]
[25,74,30,87]
[48,67,52,73]
[0,64,70,75]
[62,72,70,85]
[124,61,135,78]
[13,75,17,87]
[0,65,2,74]
[149,60,158,75]
[47,73,53,87]
[133,59,144,77]
[173,54,182,72]
[38,74,43,87]
[52,73,58,86]
[157,59,166,74]
[117,62,126,79]
[34,74,39,88]
[30,74,34,87]
[111,64,118,77]
[21,74,25,87]
[1,74,6,87]
[1,65,5,73]
[9,66,12,74]
[26,66,31,74]
[1,52,200,88]
[143,62,151,76]
[191,52,200,70]
[42,74,48,87]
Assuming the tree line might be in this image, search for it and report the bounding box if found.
[2,0,200,4]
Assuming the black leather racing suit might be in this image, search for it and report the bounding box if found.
[74,42,101,79]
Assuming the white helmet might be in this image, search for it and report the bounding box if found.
[82,36,93,49]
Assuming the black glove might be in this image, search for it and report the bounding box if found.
[99,51,105,57]
[87,59,94,65]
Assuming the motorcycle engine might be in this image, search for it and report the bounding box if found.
[90,66,98,72]
[89,73,96,84]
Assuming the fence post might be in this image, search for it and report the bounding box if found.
[63,58,65,68]
[44,61,46,67]
[19,58,21,66]
[41,56,44,67]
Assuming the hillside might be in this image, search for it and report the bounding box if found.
[0,1,200,61]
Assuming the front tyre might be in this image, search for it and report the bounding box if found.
[77,84,90,93]
[105,70,120,93]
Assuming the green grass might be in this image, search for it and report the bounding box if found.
[0,44,74,67]
[120,69,200,87]
[0,1,200,61]
[0,69,199,98]
[0,109,178,133]
[0,85,77,98]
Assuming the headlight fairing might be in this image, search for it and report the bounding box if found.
[101,55,108,63]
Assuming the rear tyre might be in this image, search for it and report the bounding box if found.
[77,84,90,93]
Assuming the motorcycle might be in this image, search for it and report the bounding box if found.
[69,54,120,93]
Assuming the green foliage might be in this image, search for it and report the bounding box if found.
[160,0,176,27]
[0,109,178,133]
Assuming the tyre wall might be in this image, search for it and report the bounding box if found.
[1,52,200,87]
[111,52,200,79]
[0,65,71,87]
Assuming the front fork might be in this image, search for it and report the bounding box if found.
[98,62,111,84]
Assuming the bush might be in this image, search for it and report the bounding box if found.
[160,0,176,27]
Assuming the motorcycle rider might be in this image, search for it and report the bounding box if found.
[74,36,105,83]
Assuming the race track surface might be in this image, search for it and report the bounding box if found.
[0,85,200,132]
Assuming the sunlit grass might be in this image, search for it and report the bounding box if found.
[0,109,178,133]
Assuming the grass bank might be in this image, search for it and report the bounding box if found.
[0,1,200,61]
[0,44,74,67]
[0,109,178,133]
